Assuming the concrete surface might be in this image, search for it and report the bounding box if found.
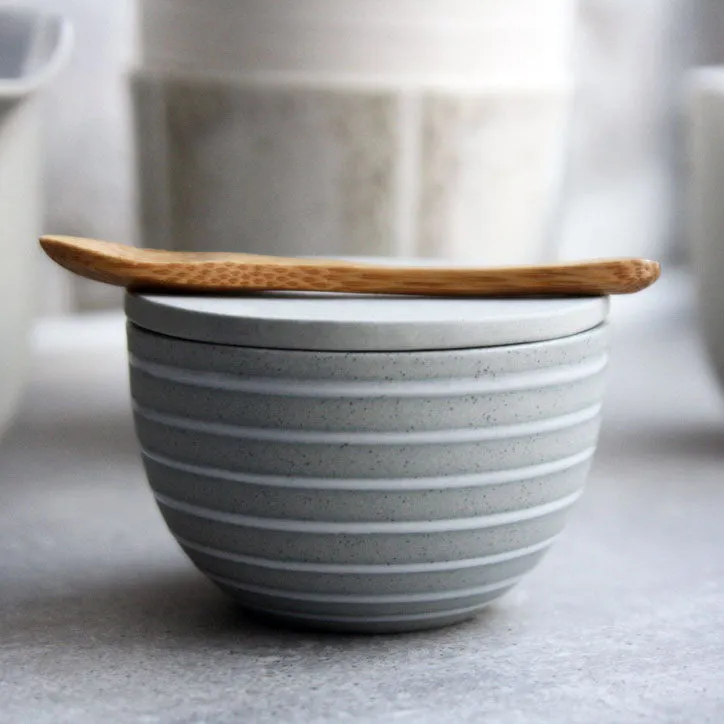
[1,285,723,722]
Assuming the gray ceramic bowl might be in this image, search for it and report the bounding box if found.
[126,291,609,632]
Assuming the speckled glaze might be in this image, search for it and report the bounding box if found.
[127,292,609,632]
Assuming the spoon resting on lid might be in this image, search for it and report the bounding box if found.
[39,235,660,297]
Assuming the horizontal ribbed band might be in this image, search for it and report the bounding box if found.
[175,532,557,573]
[143,445,594,490]
[154,487,582,533]
[130,353,608,398]
[134,402,601,445]
[205,570,524,604]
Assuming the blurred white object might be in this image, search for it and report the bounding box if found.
[688,67,724,393]
[560,0,701,262]
[139,0,575,82]
[134,0,576,264]
[9,0,135,314]
[0,7,72,436]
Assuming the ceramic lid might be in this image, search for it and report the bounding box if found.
[126,291,609,351]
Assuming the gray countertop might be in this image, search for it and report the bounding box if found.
[2,283,724,723]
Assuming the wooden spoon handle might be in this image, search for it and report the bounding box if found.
[330,258,660,296]
[39,235,661,296]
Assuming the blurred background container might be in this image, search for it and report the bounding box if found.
[12,0,136,314]
[133,0,575,267]
[0,7,71,435]
[688,67,724,394]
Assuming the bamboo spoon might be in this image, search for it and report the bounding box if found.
[39,235,660,297]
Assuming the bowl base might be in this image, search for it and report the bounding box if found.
[236,604,486,634]
[216,584,504,634]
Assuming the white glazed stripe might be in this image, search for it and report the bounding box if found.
[141,445,595,491]
[154,488,583,534]
[174,533,558,574]
[203,570,525,604]
[129,353,608,397]
[133,402,602,445]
